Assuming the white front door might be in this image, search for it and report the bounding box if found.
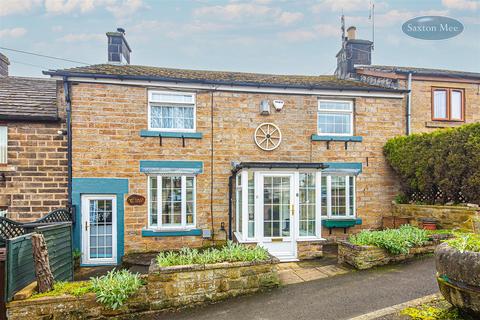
[258,173,297,261]
[81,195,117,265]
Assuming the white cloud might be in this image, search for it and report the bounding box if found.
[312,0,370,13]
[442,0,479,10]
[131,19,231,39]
[51,25,63,32]
[346,9,450,29]
[278,24,338,42]
[106,0,145,19]
[193,2,303,26]
[58,33,103,42]
[0,0,41,16]
[0,27,27,39]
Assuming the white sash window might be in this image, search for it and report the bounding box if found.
[321,175,355,218]
[148,91,196,132]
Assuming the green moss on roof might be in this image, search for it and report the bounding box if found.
[45,64,400,91]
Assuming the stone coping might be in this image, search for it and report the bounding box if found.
[338,237,446,252]
[9,292,97,306]
[149,256,279,274]
[394,203,478,211]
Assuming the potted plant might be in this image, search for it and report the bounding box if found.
[420,217,438,230]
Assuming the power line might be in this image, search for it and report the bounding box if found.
[0,46,91,65]
[10,60,50,69]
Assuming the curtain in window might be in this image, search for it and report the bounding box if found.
[433,90,447,119]
[151,105,194,129]
[451,91,462,120]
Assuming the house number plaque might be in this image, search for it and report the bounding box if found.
[127,194,146,206]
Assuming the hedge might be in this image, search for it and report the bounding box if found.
[383,123,480,204]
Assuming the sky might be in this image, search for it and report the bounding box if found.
[0,0,479,78]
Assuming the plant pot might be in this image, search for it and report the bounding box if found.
[435,242,480,318]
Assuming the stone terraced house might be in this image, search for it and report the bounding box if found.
[0,53,68,221]
[43,29,408,265]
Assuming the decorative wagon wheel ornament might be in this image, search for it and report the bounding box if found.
[254,123,282,151]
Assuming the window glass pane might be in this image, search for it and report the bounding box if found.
[263,176,290,237]
[151,92,194,104]
[331,176,347,216]
[247,172,255,238]
[319,101,352,111]
[299,173,316,237]
[318,113,351,135]
[150,105,194,130]
[349,176,355,216]
[433,90,447,119]
[236,175,242,233]
[161,176,183,226]
[451,91,462,120]
[321,176,327,216]
[186,177,195,225]
[149,177,158,226]
[0,126,6,164]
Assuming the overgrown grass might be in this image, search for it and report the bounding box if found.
[156,241,270,267]
[445,233,480,253]
[30,281,93,299]
[91,269,143,310]
[348,225,430,255]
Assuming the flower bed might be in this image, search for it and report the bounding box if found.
[7,244,280,320]
[338,226,451,269]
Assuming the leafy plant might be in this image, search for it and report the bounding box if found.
[156,241,270,267]
[384,123,480,204]
[394,193,409,204]
[445,233,480,253]
[349,225,430,255]
[400,305,463,320]
[72,249,82,260]
[30,281,93,299]
[91,269,143,310]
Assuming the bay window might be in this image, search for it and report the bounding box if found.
[148,91,196,132]
[432,88,464,121]
[148,175,195,229]
[318,100,353,136]
[321,175,355,218]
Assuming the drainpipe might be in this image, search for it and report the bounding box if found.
[63,77,73,214]
[406,72,412,135]
[228,174,233,240]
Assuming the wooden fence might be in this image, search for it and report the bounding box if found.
[4,222,73,302]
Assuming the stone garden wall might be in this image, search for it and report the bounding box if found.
[392,203,479,230]
[7,259,279,319]
[337,240,440,270]
[297,241,324,260]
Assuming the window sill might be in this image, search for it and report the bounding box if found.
[140,130,203,139]
[311,134,363,142]
[425,121,464,128]
[141,228,202,237]
[297,237,326,242]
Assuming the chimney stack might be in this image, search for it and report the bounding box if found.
[335,26,373,79]
[0,52,9,77]
[106,28,131,64]
[347,26,356,40]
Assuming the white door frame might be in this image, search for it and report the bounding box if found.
[256,172,297,260]
[81,194,117,265]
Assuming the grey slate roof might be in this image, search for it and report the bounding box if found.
[0,77,58,121]
[355,64,480,80]
[44,64,404,92]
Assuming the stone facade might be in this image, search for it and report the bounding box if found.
[7,259,279,319]
[64,82,405,255]
[392,203,479,231]
[0,116,67,221]
[297,241,324,260]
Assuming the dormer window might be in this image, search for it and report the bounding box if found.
[317,100,353,136]
[148,91,196,132]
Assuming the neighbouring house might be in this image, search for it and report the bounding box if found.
[0,52,68,221]
[336,26,480,134]
[44,29,407,265]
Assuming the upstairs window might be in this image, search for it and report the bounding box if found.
[432,88,464,121]
[148,91,196,132]
[0,126,7,164]
[318,100,353,136]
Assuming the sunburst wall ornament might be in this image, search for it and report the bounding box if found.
[254,123,282,151]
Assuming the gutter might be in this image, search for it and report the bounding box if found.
[43,71,408,94]
[407,72,412,135]
[62,77,73,210]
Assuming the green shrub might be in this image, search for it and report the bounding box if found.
[445,233,480,253]
[91,269,143,310]
[156,241,270,267]
[349,225,430,255]
[400,305,463,319]
[394,193,409,204]
[384,123,480,204]
[30,281,93,299]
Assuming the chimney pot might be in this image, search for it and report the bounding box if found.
[0,52,9,77]
[347,26,356,40]
[117,27,125,34]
